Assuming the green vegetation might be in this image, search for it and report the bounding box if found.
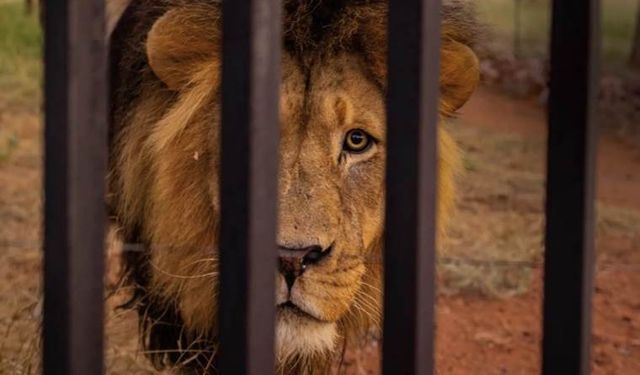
[476,0,638,68]
[0,1,42,109]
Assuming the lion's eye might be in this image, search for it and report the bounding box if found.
[343,129,373,153]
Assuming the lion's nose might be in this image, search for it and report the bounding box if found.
[278,245,330,290]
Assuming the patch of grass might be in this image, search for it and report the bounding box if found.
[0,0,42,109]
[437,121,546,297]
[475,0,638,68]
[438,259,536,297]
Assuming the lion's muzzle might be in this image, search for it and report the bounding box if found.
[278,244,332,290]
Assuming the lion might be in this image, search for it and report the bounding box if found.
[107,0,479,373]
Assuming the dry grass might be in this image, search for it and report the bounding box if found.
[0,113,42,375]
[439,111,640,297]
[438,119,546,297]
[0,248,41,374]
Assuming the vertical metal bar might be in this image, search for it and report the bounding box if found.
[43,0,107,374]
[219,0,281,372]
[543,0,600,374]
[383,0,441,374]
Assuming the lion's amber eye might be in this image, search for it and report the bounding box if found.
[343,129,372,153]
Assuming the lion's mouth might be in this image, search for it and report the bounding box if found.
[277,301,325,323]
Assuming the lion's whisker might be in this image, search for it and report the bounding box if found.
[149,261,218,279]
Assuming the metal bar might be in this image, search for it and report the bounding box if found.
[43,0,107,374]
[383,0,442,374]
[542,0,600,373]
[218,0,281,372]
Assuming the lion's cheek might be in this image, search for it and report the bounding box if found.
[359,206,384,251]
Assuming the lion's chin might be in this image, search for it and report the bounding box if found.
[275,306,338,363]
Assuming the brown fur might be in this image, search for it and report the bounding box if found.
[108,1,479,373]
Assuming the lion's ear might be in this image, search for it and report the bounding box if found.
[439,40,480,114]
[360,39,478,116]
[146,7,221,90]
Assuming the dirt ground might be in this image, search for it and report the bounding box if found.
[0,86,638,374]
[442,87,640,375]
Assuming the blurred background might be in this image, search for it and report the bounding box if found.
[0,0,638,373]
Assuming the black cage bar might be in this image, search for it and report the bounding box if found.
[43,0,107,374]
[383,0,441,373]
[542,0,600,374]
[218,0,282,372]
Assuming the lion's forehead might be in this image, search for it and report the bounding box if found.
[279,54,386,145]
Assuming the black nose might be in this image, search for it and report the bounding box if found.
[278,245,330,290]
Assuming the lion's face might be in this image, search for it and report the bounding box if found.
[273,54,387,357]
[110,2,478,371]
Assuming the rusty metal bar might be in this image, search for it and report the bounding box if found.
[543,0,600,373]
[383,0,442,373]
[218,0,281,372]
[43,0,107,374]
